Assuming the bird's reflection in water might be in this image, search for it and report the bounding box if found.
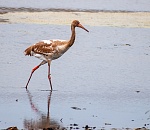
[24,90,63,130]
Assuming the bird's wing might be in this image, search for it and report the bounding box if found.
[24,40,67,56]
[32,41,55,54]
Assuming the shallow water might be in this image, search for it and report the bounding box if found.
[0,22,150,129]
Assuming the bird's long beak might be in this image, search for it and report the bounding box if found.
[77,23,89,32]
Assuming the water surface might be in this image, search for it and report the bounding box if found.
[0,23,150,129]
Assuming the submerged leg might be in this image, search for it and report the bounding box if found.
[25,60,47,89]
[48,61,53,90]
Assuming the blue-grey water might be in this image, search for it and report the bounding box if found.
[0,1,150,129]
[0,23,150,129]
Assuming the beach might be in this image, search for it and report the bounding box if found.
[1,10,150,28]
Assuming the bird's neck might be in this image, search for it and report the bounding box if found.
[68,25,76,47]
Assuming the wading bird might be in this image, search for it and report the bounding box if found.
[24,20,89,90]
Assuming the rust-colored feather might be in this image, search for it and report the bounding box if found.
[24,41,55,56]
[24,46,33,56]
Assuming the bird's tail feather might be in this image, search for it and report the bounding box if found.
[24,46,32,56]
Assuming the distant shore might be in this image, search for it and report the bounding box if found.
[0,8,150,28]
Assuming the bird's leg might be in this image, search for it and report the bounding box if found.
[25,60,47,89]
[48,61,53,91]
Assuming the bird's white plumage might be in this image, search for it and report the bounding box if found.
[41,39,66,44]
[34,53,47,60]
[42,40,52,44]
[52,39,66,42]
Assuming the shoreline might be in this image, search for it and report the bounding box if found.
[0,7,150,28]
[0,11,150,28]
[1,7,150,13]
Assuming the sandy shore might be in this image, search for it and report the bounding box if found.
[1,11,150,28]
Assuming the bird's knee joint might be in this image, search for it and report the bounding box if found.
[48,74,51,79]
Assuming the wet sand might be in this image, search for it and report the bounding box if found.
[0,9,150,130]
[1,11,150,28]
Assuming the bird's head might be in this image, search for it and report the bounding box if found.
[72,20,89,32]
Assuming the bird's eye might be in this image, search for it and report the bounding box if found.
[76,22,79,26]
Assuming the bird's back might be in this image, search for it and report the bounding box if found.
[24,39,70,60]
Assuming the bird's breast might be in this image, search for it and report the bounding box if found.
[51,45,70,60]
